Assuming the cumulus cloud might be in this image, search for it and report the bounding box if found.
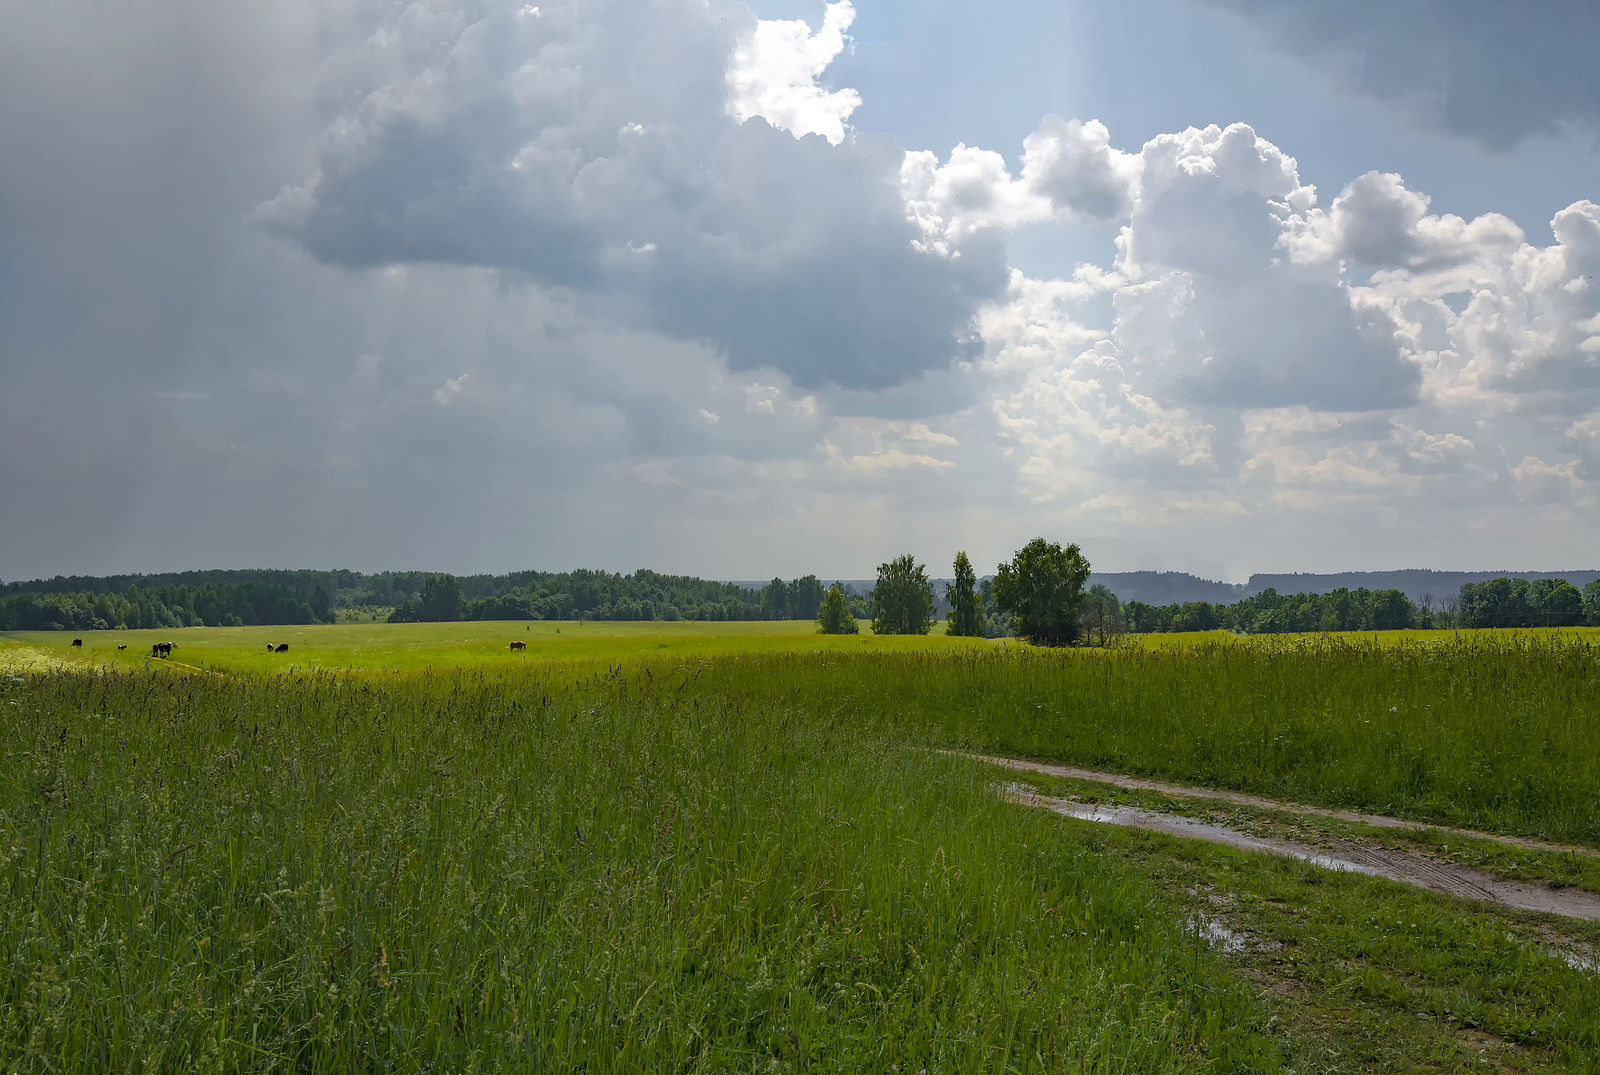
[1019,117,1140,222]
[727,1,861,144]
[1449,201,1600,405]
[1110,124,1419,412]
[1285,171,1525,276]
[258,0,1004,391]
[900,116,1138,258]
[1203,0,1600,150]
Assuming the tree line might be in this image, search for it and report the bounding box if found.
[386,570,849,624]
[8,559,1597,640]
[1117,576,1600,635]
[0,582,332,632]
[0,569,842,629]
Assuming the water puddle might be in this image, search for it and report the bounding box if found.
[1555,947,1599,974]
[1190,914,1252,953]
[1006,786,1600,921]
[980,754,1599,857]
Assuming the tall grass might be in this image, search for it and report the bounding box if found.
[652,634,1600,846]
[0,668,1278,1072]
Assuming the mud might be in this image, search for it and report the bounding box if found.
[980,754,1599,857]
[1005,786,1600,921]
[1190,915,1253,953]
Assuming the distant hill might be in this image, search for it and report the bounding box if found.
[1240,570,1600,606]
[1088,570,1600,608]
[1087,572,1246,605]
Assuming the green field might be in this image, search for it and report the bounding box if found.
[4,619,980,674]
[3,623,1598,1070]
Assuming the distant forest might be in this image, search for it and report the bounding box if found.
[1121,577,1600,634]
[2,567,1597,633]
[1089,568,1600,607]
[0,569,864,631]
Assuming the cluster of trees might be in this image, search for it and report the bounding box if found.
[387,570,842,624]
[1122,587,1416,635]
[821,540,1093,646]
[1118,576,1600,635]
[1457,577,1598,628]
[0,582,331,631]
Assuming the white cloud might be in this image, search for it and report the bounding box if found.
[432,373,469,405]
[1108,124,1418,413]
[1019,117,1139,222]
[1285,171,1524,278]
[899,116,1138,258]
[825,442,955,475]
[726,1,861,145]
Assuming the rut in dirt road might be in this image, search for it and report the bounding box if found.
[1003,787,1600,922]
[980,754,1600,857]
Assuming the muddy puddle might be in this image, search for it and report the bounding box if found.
[1006,786,1600,921]
[980,754,1600,857]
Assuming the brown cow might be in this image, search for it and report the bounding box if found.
[509,640,527,650]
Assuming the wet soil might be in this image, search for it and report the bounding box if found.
[981,754,1600,857]
[1005,785,1600,921]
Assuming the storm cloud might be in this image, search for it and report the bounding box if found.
[2,0,1599,583]
[258,0,1005,390]
[1202,0,1600,151]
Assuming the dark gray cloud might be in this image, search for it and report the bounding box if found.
[259,0,1005,391]
[1203,0,1600,151]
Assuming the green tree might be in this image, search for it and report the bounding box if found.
[1368,589,1415,632]
[1584,580,1600,626]
[945,551,983,637]
[786,575,826,621]
[760,578,788,620]
[418,574,462,622]
[871,554,935,635]
[310,585,332,623]
[816,584,859,634]
[1080,583,1124,644]
[1528,578,1584,626]
[992,538,1091,646]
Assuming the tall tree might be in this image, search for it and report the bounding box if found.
[816,584,859,634]
[760,577,788,620]
[1079,583,1124,644]
[872,554,935,635]
[418,574,462,622]
[945,551,983,637]
[992,538,1091,646]
[1584,580,1600,626]
[1529,578,1584,626]
[787,575,826,621]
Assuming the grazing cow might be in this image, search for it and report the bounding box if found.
[71,638,82,647]
[267,643,276,651]
[274,643,289,653]
[151,641,173,657]
[509,640,526,650]
[116,644,127,651]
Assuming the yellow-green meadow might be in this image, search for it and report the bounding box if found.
[3,622,1598,1070]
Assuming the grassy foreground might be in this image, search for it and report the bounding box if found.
[3,626,1599,1069]
[1,666,1278,1071]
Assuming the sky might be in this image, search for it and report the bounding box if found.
[3,0,1598,583]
